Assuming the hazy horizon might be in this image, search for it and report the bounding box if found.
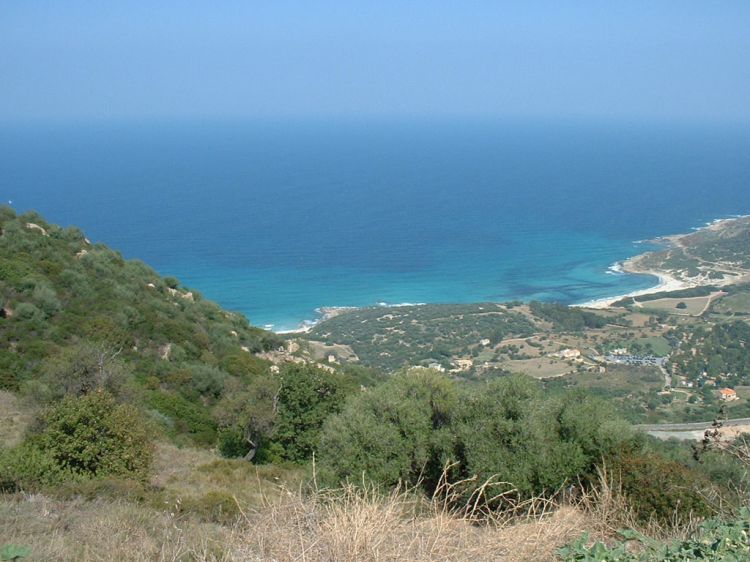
[2,1,750,124]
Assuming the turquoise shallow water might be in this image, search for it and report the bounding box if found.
[3,119,750,331]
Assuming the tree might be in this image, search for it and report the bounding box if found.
[214,376,280,461]
[319,368,458,491]
[273,363,350,462]
[30,341,129,403]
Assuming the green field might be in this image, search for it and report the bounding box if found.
[640,296,711,316]
[712,291,750,315]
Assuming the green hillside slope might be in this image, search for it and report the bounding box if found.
[0,207,282,446]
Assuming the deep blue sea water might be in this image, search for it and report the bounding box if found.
[2,119,750,331]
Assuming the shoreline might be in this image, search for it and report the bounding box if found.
[575,214,750,310]
[574,268,687,309]
[273,215,750,331]
[275,307,356,334]
[275,303,426,334]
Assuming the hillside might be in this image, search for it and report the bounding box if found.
[2,209,750,561]
[0,207,291,446]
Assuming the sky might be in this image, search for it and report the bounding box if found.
[1,1,749,123]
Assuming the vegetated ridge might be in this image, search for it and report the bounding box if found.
[2,207,750,561]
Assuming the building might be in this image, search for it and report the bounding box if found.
[451,358,474,372]
[718,388,739,401]
[560,348,581,359]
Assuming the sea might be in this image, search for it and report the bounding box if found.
[2,119,750,331]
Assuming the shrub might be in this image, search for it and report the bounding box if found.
[221,352,271,381]
[31,284,61,317]
[613,448,713,526]
[320,374,634,501]
[148,390,217,445]
[0,442,71,491]
[186,363,227,398]
[13,302,43,323]
[31,341,129,403]
[0,544,32,561]
[319,368,458,490]
[217,427,251,458]
[180,490,241,524]
[33,391,152,481]
[560,509,750,561]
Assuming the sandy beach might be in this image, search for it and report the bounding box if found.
[275,306,358,334]
[576,268,688,309]
[575,215,750,310]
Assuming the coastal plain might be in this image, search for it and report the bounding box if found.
[296,216,750,425]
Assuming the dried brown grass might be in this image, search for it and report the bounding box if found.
[236,489,593,561]
[0,390,33,448]
[2,454,679,561]
[0,492,235,561]
[150,442,304,513]
[231,467,603,562]
[0,475,601,561]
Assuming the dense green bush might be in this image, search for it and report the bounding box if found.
[213,363,352,463]
[273,363,352,462]
[529,301,612,330]
[148,390,217,445]
[1,392,152,490]
[185,363,228,398]
[0,442,70,491]
[217,427,252,458]
[34,391,153,481]
[455,378,633,498]
[319,368,458,490]
[611,447,713,526]
[319,372,634,500]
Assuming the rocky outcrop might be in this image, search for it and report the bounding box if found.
[167,287,194,301]
[25,223,48,236]
[158,343,172,361]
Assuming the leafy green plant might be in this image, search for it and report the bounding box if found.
[559,509,750,561]
[0,544,31,561]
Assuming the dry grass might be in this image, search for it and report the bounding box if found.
[638,296,712,316]
[0,390,34,448]
[233,483,596,562]
[1,450,695,561]
[0,493,235,561]
[0,484,600,562]
[150,442,304,512]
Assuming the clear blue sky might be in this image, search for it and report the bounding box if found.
[1,1,749,123]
